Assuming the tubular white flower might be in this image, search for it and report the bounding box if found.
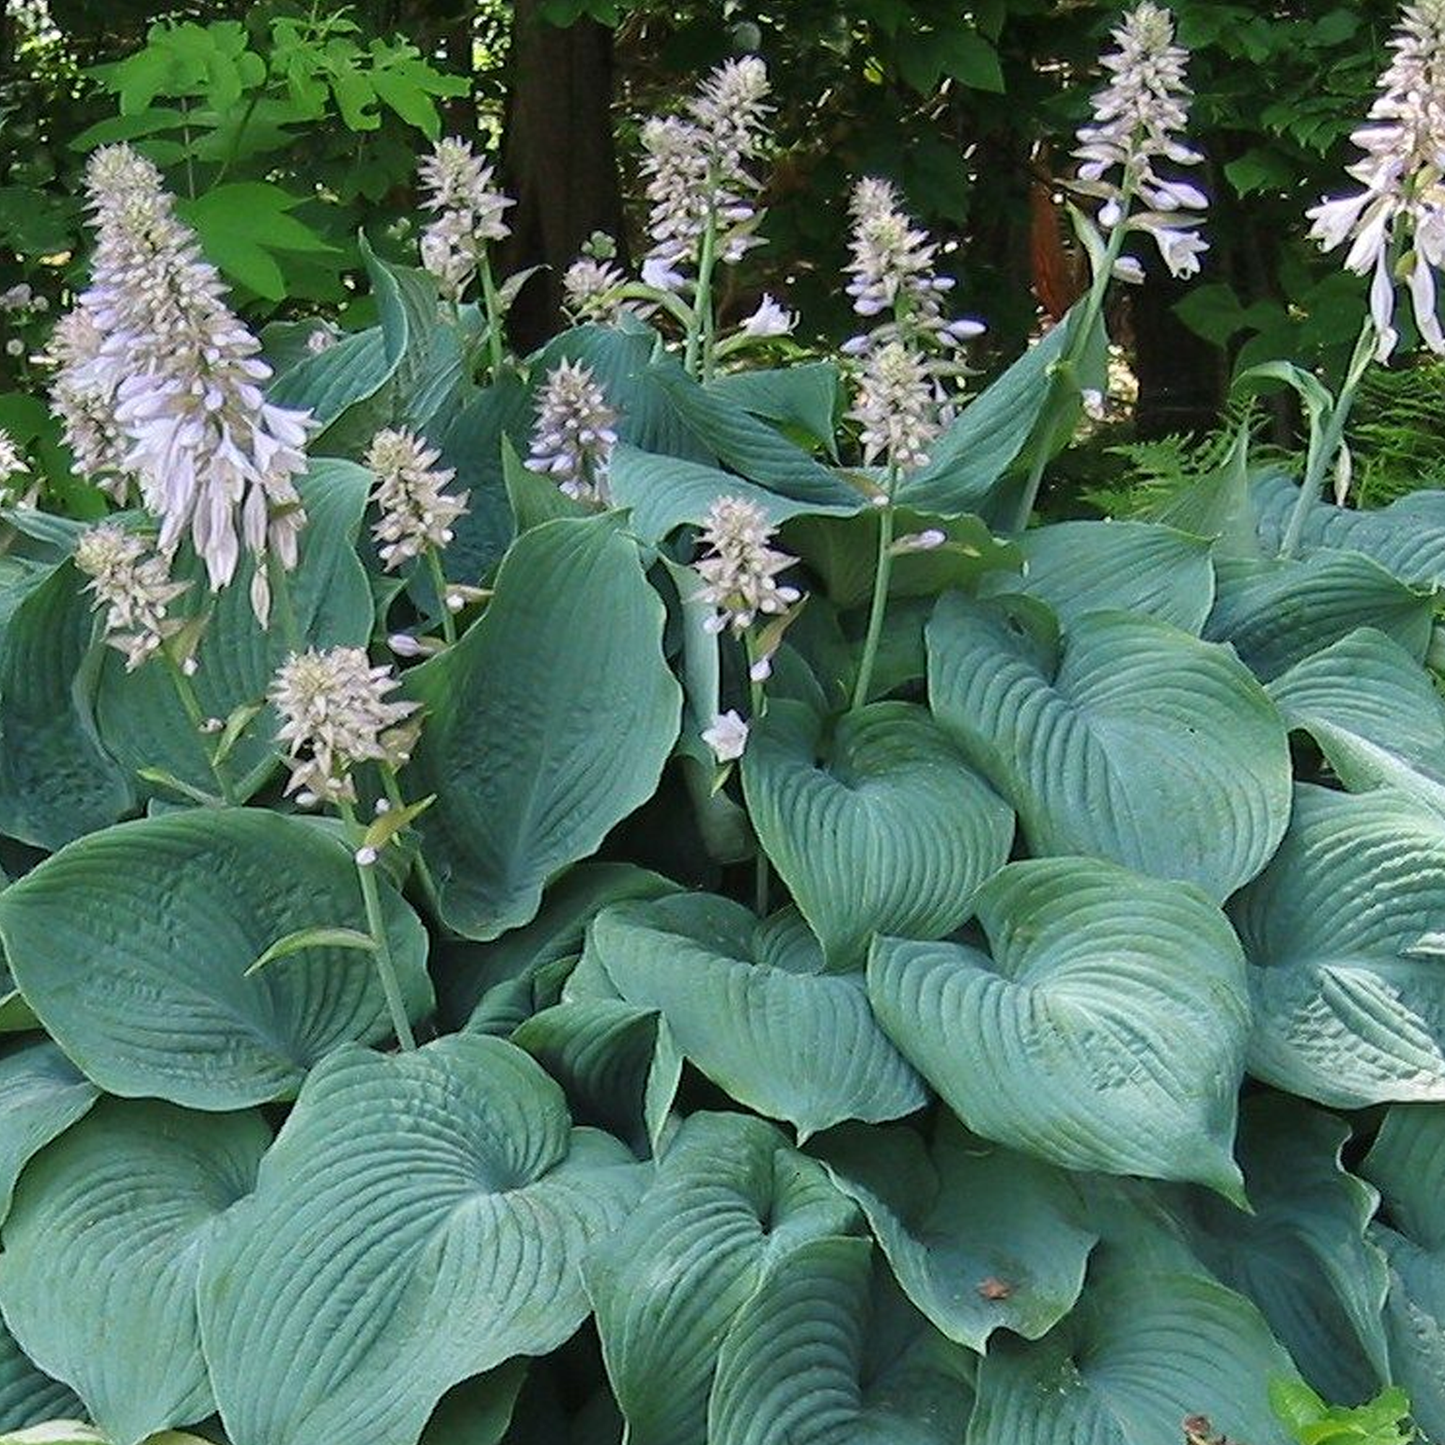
[639,56,771,292]
[525,360,620,506]
[0,429,26,487]
[694,495,801,635]
[1073,2,1208,280]
[849,341,939,473]
[270,646,420,805]
[1308,0,1445,360]
[365,428,469,571]
[739,294,797,338]
[417,137,514,302]
[52,146,314,622]
[702,709,749,762]
[73,522,189,672]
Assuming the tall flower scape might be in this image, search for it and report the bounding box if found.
[0,9,1439,1445]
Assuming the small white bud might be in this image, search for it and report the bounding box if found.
[749,654,773,682]
[200,717,223,735]
[374,797,391,815]
[181,656,199,677]
[355,845,379,867]
[445,590,465,613]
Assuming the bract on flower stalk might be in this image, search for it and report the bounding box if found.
[694,495,802,636]
[524,361,620,506]
[1308,0,1445,360]
[270,646,420,807]
[74,522,189,673]
[49,145,314,625]
[1072,1,1208,281]
[365,428,469,571]
[417,137,515,303]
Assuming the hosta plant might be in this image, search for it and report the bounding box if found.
[0,6,1441,1445]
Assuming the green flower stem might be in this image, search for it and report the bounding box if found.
[164,657,236,805]
[1011,210,1130,533]
[686,203,721,381]
[745,632,769,918]
[850,468,900,713]
[339,797,417,1052]
[425,547,457,645]
[478,250,506,380]
[1280,315,1377,560]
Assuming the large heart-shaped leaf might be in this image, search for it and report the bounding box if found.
[868,857,1249,1196]
[816,1114,1095,1351]
[982,519,1214,633]
[0,809,432,1108]
[0,1101,268,1445]
[1253,470,1445,588]
[1167,1095,1390,1404]
[706,362,840,454]
[969,1248,1297,1445]
[587,893,926,1139]
[743,700,1013,968]
[585,1111,859,1445]
[0,1326,77,1436]
[1361,1104,1445,1443]
[0,560,134,849]
[94,459,376,799]
[407,515,681,940]
[927,595,1291,900]
[707,1235,977,1445]
[1231,784,1445,1107]
[199,1035,645,1445]
[0,1040,98,1223]
[1206,552,1433,682]
[1268,627,1445,813]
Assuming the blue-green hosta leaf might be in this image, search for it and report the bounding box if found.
[199,1036,645,1445]
[1206,552,1434,682]
[608,444,851,545]
[969,1248,1297,1445]
[419,1362,528,1445]
[927,595,1291,901]
[1231,784,1445,1107]
[1361,1104,1445,1443]
[1167,1095,1390,1404]
[705,363,840,454]
[587,893,926,1139]
[585,1111,860,1445]
[512,998,680,1155]
[407,516,681,940]
[868,857,1249,1196]
[267,327,392,429]
[95,459,375,799]
[1253,469,1445,587]
[1268,628,1445,813]
[0,559,135,849]
[0,1040,98,1223]
[707,1235,976,1445]
[742,700,1013,968]
[0,1101,268,1445]
[437,863,678,1028]
[0,1324,77,1435]
[815,1114,1095,1351]
[983,519,1215,633]
[896,309,1073,516]
[0,809,432,1108]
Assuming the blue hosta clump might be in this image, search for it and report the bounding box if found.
[0,5,1442,1445]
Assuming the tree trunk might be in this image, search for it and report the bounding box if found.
[500,2,627,353]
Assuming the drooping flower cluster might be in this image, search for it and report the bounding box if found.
[365,428,469,570]
[417,137,515,302]
[0,428,28,492]
[639,56,771,292]
[49,145,314,624]
[694,495,801,635]
[525,361,620,506]
[849,341,941,474]
[1308,0,1445,359]
[270,646,420,806]
[1072,1,1209,281]
[73,522,189,672]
